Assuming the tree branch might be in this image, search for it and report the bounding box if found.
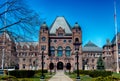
[0,19,22,31]
[0,8,21,16]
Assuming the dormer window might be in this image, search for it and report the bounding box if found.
[58,33,63,37]
[56,27,65,36]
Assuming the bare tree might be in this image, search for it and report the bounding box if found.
[0,0,41,41]
[0,0,41,69]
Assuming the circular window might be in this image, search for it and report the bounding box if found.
[42,37,46,41]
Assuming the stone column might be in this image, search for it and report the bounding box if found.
[55,49,57,57]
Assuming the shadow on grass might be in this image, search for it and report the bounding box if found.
[65,72,93,81]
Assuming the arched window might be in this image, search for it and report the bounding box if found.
[50,46,55,56]
[65,46,71,57]
[75,38,79,43]
[57,46,63,57]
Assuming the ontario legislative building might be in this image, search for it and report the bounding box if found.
[0,16,120,72]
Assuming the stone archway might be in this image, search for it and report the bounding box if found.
[49,62,54,70]
[57,62,63,70]
[66,63,71,70]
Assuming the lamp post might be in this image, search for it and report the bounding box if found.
[50,55,52,75]
[76,50,80,80]
[68,58,70,74]
[40,48,44,80]
[74,42,81,80]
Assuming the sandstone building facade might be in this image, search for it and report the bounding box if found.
[0,16,120,72]
[82,41,102,70]
[103,34,120,71]
[39,16,82,71]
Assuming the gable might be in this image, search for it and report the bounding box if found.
[50,16,72,34]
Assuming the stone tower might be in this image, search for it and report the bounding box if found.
[72,22,82,69]
[39,22,49,69]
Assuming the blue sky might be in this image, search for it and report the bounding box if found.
[27,0,120,47]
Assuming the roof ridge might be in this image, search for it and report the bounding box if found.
[84,41,98,47]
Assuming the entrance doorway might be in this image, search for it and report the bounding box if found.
[57,62,63,70]
[66,63,71,70]
[49,63,54,70]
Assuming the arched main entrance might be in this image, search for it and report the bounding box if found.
[57,62,63,70]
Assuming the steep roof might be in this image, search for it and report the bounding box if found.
[83,41,102,52]
[50,16,72,34]
[16,42,38,48]
[0,31,14,41]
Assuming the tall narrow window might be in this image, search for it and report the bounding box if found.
[23,64,26,69]
[23,58,26,62]
[50,46,55,56]
[41,45,46,50]
[29,59,31,62]
[118,43,120,55]
[65,46,71,57]
[57,46,63,57]
[92,59,94,63]
[75,38,79,43]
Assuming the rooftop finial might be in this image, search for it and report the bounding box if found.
[75,22,78,24]
[75,22,79,27]
[41,21,47,27]
[43,21,46,24]
[106,38,111,45]
[73,22,81,30]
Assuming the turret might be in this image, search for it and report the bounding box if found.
[39,22,49,54]
[72,22,82,52]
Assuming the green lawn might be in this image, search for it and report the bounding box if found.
[66,72,120,81]
[66,73,93,81]
[19,72,120,81]
[0,72,54,81]
[18,78,40,81]
[112,72,120,79]
[1,71,120,81]
[80,75,93,81]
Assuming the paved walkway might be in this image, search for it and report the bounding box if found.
[48,70,73,81]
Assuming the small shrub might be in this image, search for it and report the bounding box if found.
[89,70,113,78]
[93,76,119,81]
[35,69,48,74]
[74,70,91,75]
[9,70,35,78]
[74,70,113,78]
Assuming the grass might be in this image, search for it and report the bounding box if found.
[65,72,93,81]
[2,71,120,81]
[25,72,54,81]
[18,78,40,81]
[66,72,120,81]
[0,72,54,81]
[80,75,93,81]
[112,72,120,79]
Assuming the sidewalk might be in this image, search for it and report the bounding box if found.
[48,70,73,81]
